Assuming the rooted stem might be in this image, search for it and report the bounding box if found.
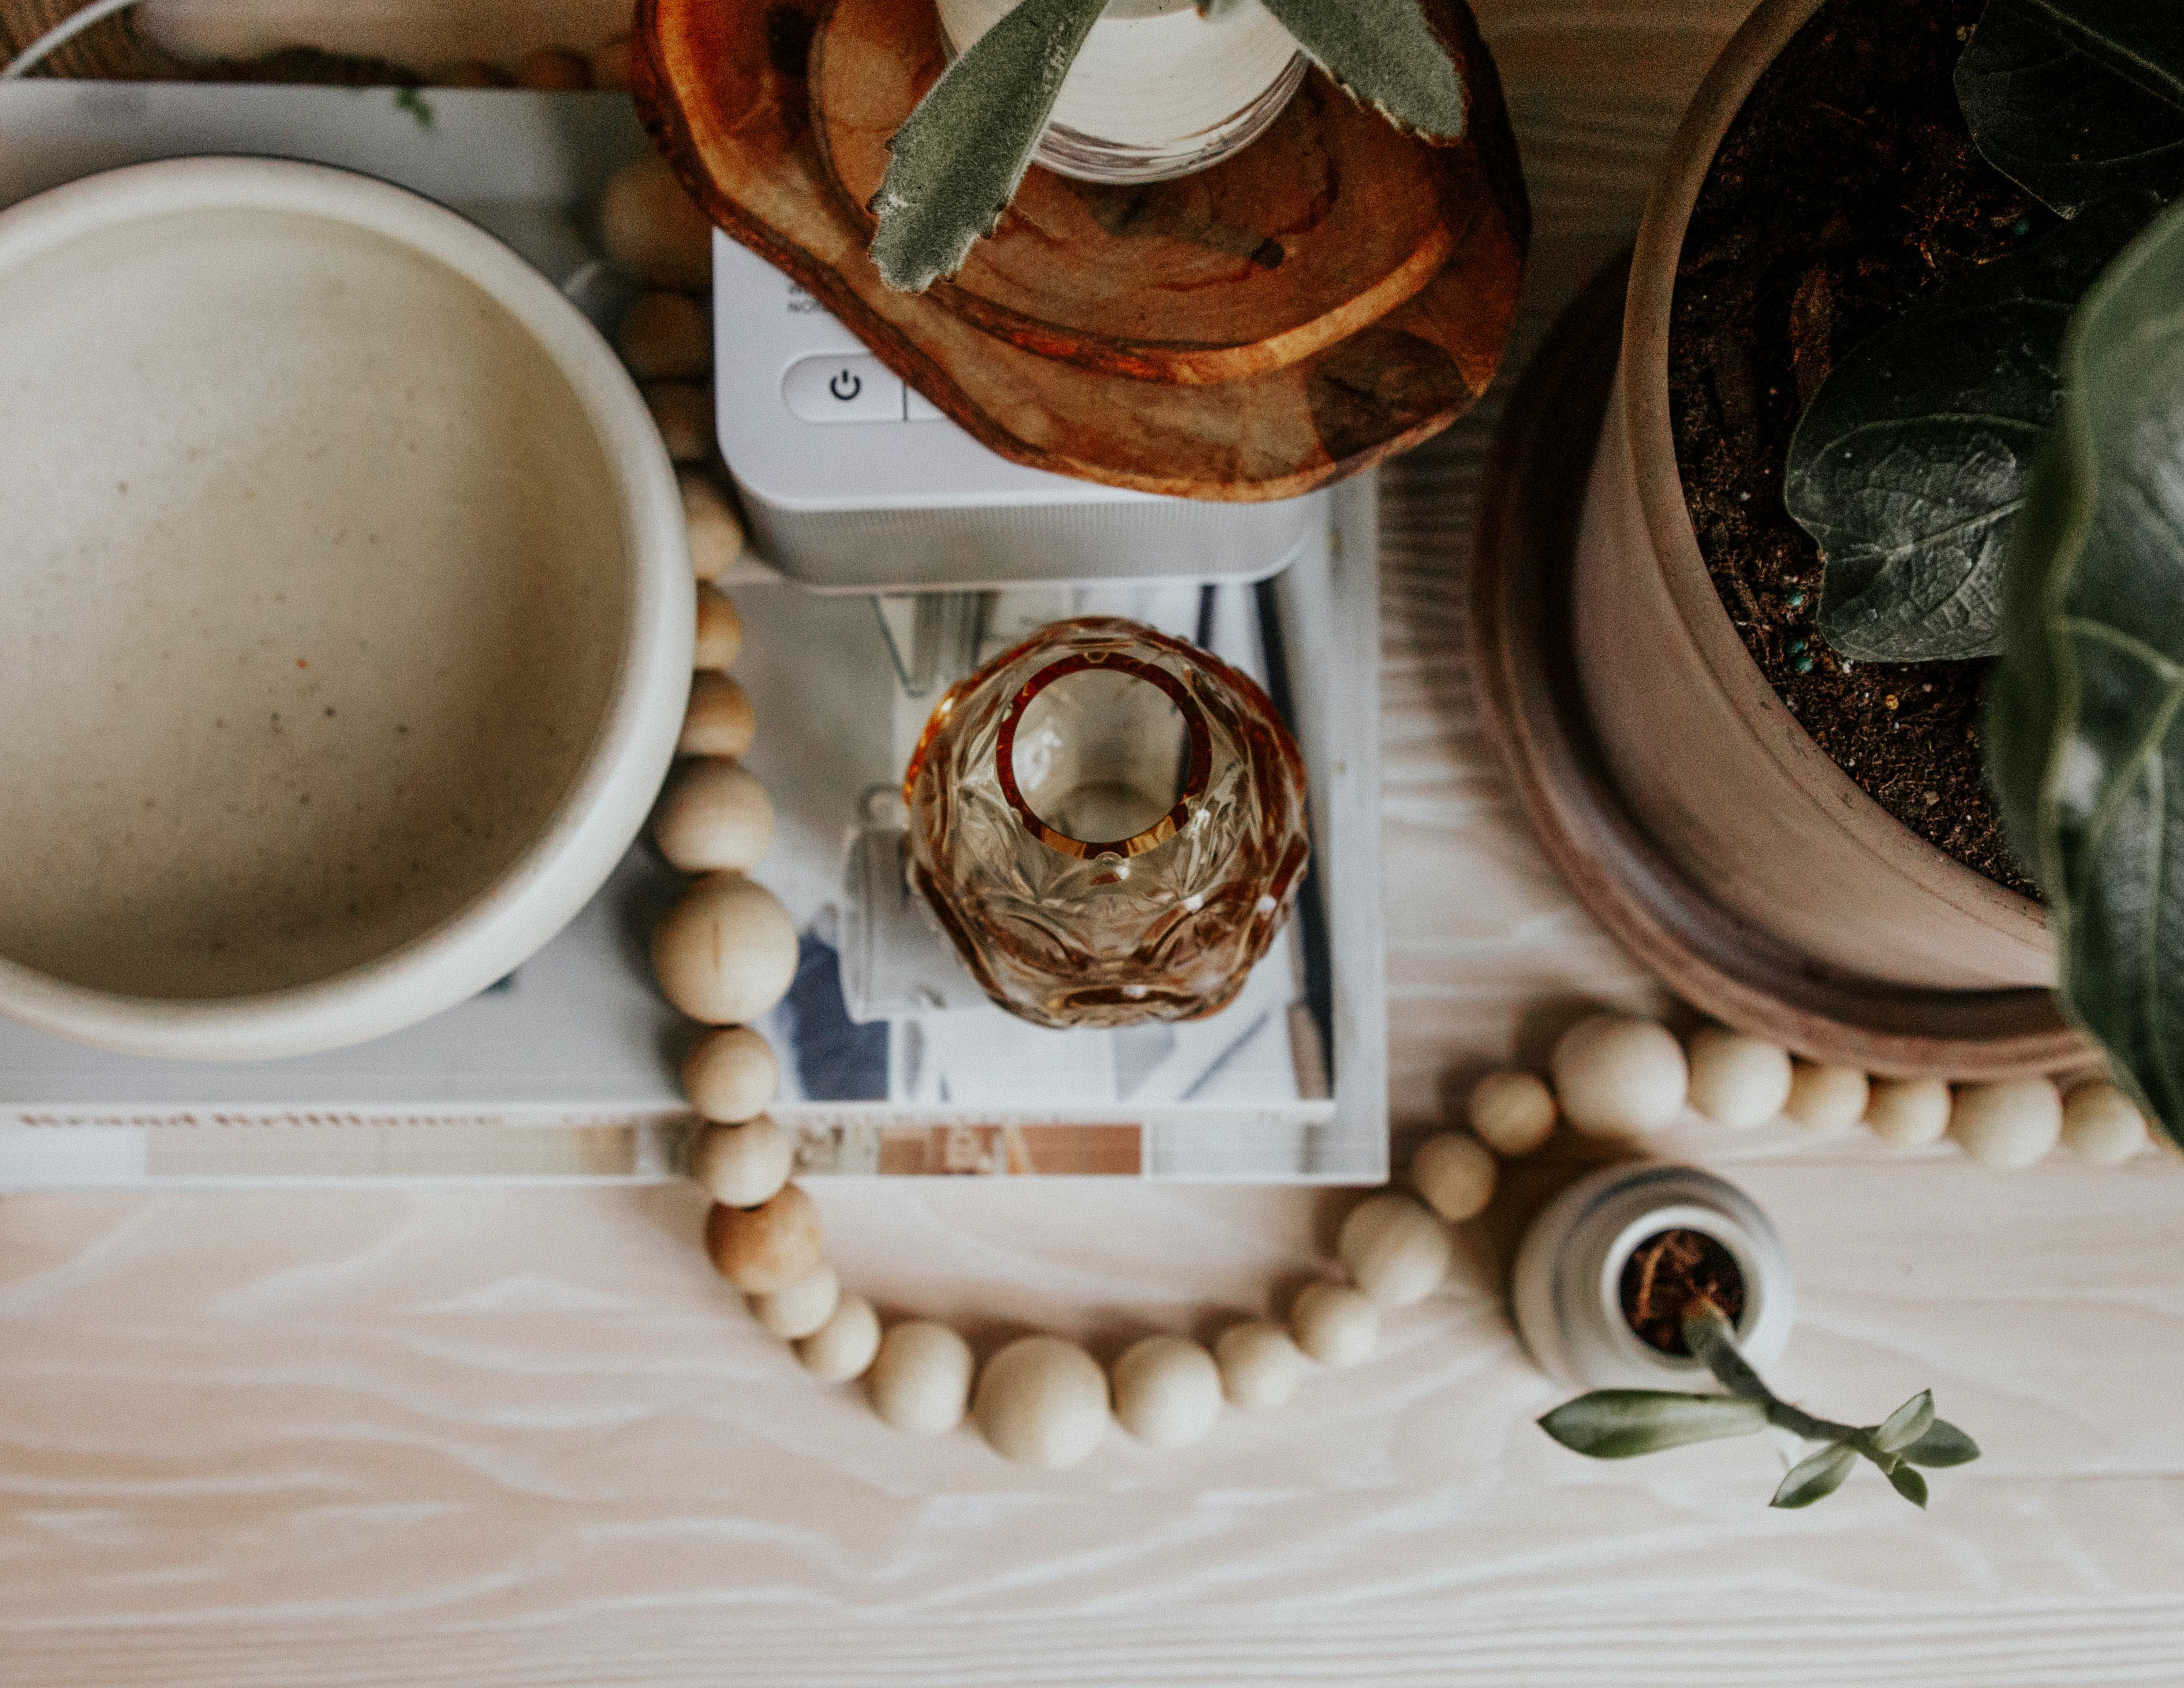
[1683,1302,1864,1446]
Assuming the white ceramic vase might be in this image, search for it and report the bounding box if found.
[935,0,1306,182]
[1510,1162,1795,1391]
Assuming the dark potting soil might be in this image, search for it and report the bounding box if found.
[1666,0,2045,897]
[1618,1228,1746,1357]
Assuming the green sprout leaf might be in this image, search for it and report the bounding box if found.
[1784,196,2149,664]
[1538,1391,1768,1459]
[1957,0,2184,217]
[869,0,1107,293]
[1884,1459,1932,1509]
[1771,1441,1858,1509]
[1899,1419,1984,1469]
[1987,194,2184,1150]
[1874,1390,1937,1454]
[1254,0,1468,142]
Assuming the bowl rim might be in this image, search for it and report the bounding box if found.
[0,154,695,1062]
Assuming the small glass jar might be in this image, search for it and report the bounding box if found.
[935,0,1308,184]
[902,616,1309,1029]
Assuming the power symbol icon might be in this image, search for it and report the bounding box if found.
[828,369,863,401]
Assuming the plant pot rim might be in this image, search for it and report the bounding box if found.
[1616,0,2047,946]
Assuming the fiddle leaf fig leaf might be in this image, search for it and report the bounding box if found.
[1538,1391,1768,1459]
[1770,1441,1858,1510]
[1256,0,1468,141]
[1785,195,2148,664]
[1899,1418,1983,1469]
[1957,0,2184,216]
[1987,194,2184,1152]
[869,0,1107,293]
[1875,1390,1937,1454]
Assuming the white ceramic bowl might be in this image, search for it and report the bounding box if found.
[0,156,693,1060]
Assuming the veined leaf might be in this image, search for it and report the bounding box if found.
[1884,1460,1932,1509]
[1957,0,2184,217]
[869,0,1107,293]
[1255,0,1468,142]
[1899,1419,1983,1469]
[1874,1390,1937,1454]
[1786,196,2148,664]
[1538,1391,1767,1459]
[1770,1441,1858,1509]
[1988,195,2184,1152]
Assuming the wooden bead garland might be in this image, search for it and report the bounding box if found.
[617,194,2158,1475]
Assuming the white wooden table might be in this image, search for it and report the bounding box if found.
[6,3,2184,1683]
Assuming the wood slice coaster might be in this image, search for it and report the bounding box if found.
[632,0,1528,501]
[1468,255,2093,1080]
[812,0,1458,386]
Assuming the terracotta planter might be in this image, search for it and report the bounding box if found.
[1570,0,2050,993]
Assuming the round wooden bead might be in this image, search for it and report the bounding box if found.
[797,1294,881,1383]
[1214,1320,1309,1410]
[2062,1082,2151,1167]
[694,585,744,670]
[1289,1282,1379,1368]
[600,155,712,290]
[1468,1070,1556,1157]
[1686,1027,1793,1129]
[704,1185,822,1294]
[681,468,744,583]
[680,672,756,758]
[1951,1078,2062,1170]
[972,1336,1110,1470]
[1784,1060,1870,1131]
[1336,1191,1451,1307]
[645,381,715,464]
[618,290,711,381]
[692,1116,794,1205]
[655,760,775,874]
[653,873,799,1025]
[1409,1131,1498,1223]
[750,1262,840,1340]
[1866,1077,1952,1147]
[515,46,592,89]
[867,1321,975,1436]
[1110,1334,1222,1449]
[684,1026,781,1124]
[1551,1014,1688,1136]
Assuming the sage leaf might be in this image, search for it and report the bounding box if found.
[1256,0,1468,141]
[1885,1460,1931,1509]
[1786,196,2148,664]
[1900,1418,1984,1469]
[1988,195,2184,1150]
[1538,1391,1768,1459]
[1874,1389,1937,1454]
[869,0,1108,293]
[1957,0,2184,217]
[1770,1441,1858,1509]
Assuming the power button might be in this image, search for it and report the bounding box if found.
[782,353,905,422]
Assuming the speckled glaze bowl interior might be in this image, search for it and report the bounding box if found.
[0,157,692,1061]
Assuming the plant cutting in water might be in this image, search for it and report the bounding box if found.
[869,0,1472,292]
[1540,1292,1980,1511]
[1780,2,2184,1144]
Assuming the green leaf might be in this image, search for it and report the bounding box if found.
[1874,1390,1937,1454]
[869,0,1108,293]
[1538,1391,1768,1459]
[1255,0,1468,142]
[1770,1441,1858,1509]
[1884,1459,1931,1509]
[1900,1418,1984,1469]
[1785,196,2149,664]
[1988,194,2184,1152]
[1957,0,2184,217]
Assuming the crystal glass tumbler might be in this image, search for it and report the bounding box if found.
[903,617,1309,1029]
